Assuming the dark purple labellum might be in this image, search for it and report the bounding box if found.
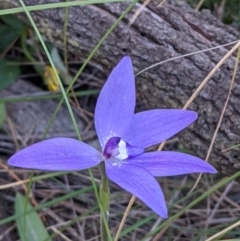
[103,137,144,160]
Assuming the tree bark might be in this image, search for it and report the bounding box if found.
[1,0,240,176]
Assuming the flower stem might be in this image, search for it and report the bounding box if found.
[99,162,110,241]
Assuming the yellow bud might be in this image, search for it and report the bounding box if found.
[43,66,60,92]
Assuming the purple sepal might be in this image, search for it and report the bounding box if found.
[130,151,217,176]
[105,162,168,218]
[123,110,198,148]
[95,56,135,149]
[8,138,102,171]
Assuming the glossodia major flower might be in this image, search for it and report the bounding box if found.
[8,56,217,218]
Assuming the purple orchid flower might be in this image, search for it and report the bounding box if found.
[8,56,216,218]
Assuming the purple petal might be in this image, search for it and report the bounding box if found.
[95,56,135,149]
[105,162,168,217]
[8,138,102,170]
[123,110,197,148]
[130,151,217,176]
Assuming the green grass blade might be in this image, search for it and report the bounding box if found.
[15,193,52,241]
[0,90,99,103]
[0,0,129,15]
[18,0,81,140]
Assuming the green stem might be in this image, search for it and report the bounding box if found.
[99,162,110,241]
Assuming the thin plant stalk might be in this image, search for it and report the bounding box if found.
[99,162,110,241]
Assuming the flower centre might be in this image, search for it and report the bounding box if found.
[103,137,144,160]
